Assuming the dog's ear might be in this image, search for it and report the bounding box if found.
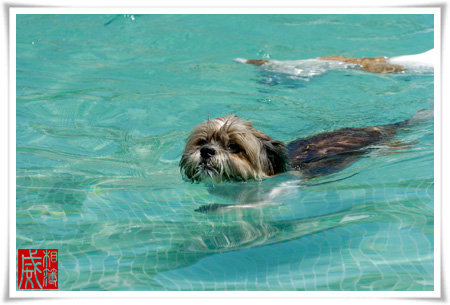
[250,126,289,176]
[262,139,289,175]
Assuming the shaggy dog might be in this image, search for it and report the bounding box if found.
[180,110,431,184]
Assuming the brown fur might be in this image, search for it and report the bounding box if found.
[287,125,398,177]
[180,115,405,182]
[319,55,405,73]
[180,115,288,182]
[245,59,269,66]
[245,55,405,73]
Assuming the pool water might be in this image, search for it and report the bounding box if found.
[15,14,434,291]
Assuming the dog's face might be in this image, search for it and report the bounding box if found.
[180,115,288,183]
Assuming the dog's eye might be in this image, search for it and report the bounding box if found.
[227,142,241,153]
[196,139,207,146]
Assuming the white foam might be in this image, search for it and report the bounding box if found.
[388,49,435,72]
[260,58,359,78]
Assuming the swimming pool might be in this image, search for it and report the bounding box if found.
[15,13,435,291]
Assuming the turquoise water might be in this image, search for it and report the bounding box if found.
[16,14,434,291]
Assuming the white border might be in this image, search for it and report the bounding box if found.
[433,8,442,303]
[8,6,441,300]
[9,7,17,300]
[8,7,442,14]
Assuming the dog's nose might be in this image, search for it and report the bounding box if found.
[200,146,216,159]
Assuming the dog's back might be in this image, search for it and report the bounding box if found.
[287,109,432,177]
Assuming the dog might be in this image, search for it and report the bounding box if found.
[179,109,432,184]
[238,49,435,74]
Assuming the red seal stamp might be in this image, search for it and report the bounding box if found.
[18,249,58,289]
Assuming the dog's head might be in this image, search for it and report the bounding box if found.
[180,115,288,183]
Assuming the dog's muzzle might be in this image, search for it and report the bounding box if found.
[200,146,216,160]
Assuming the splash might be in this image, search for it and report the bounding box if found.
[264,58,360,77]
[235,49,434,80]
[235,58,359,79]
[388,49,435,74]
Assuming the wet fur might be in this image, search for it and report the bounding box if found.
[287,125,399,176]
[180,115,410,182]
[180,115,288,183]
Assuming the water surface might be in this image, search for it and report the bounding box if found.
[16,14,434,291]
